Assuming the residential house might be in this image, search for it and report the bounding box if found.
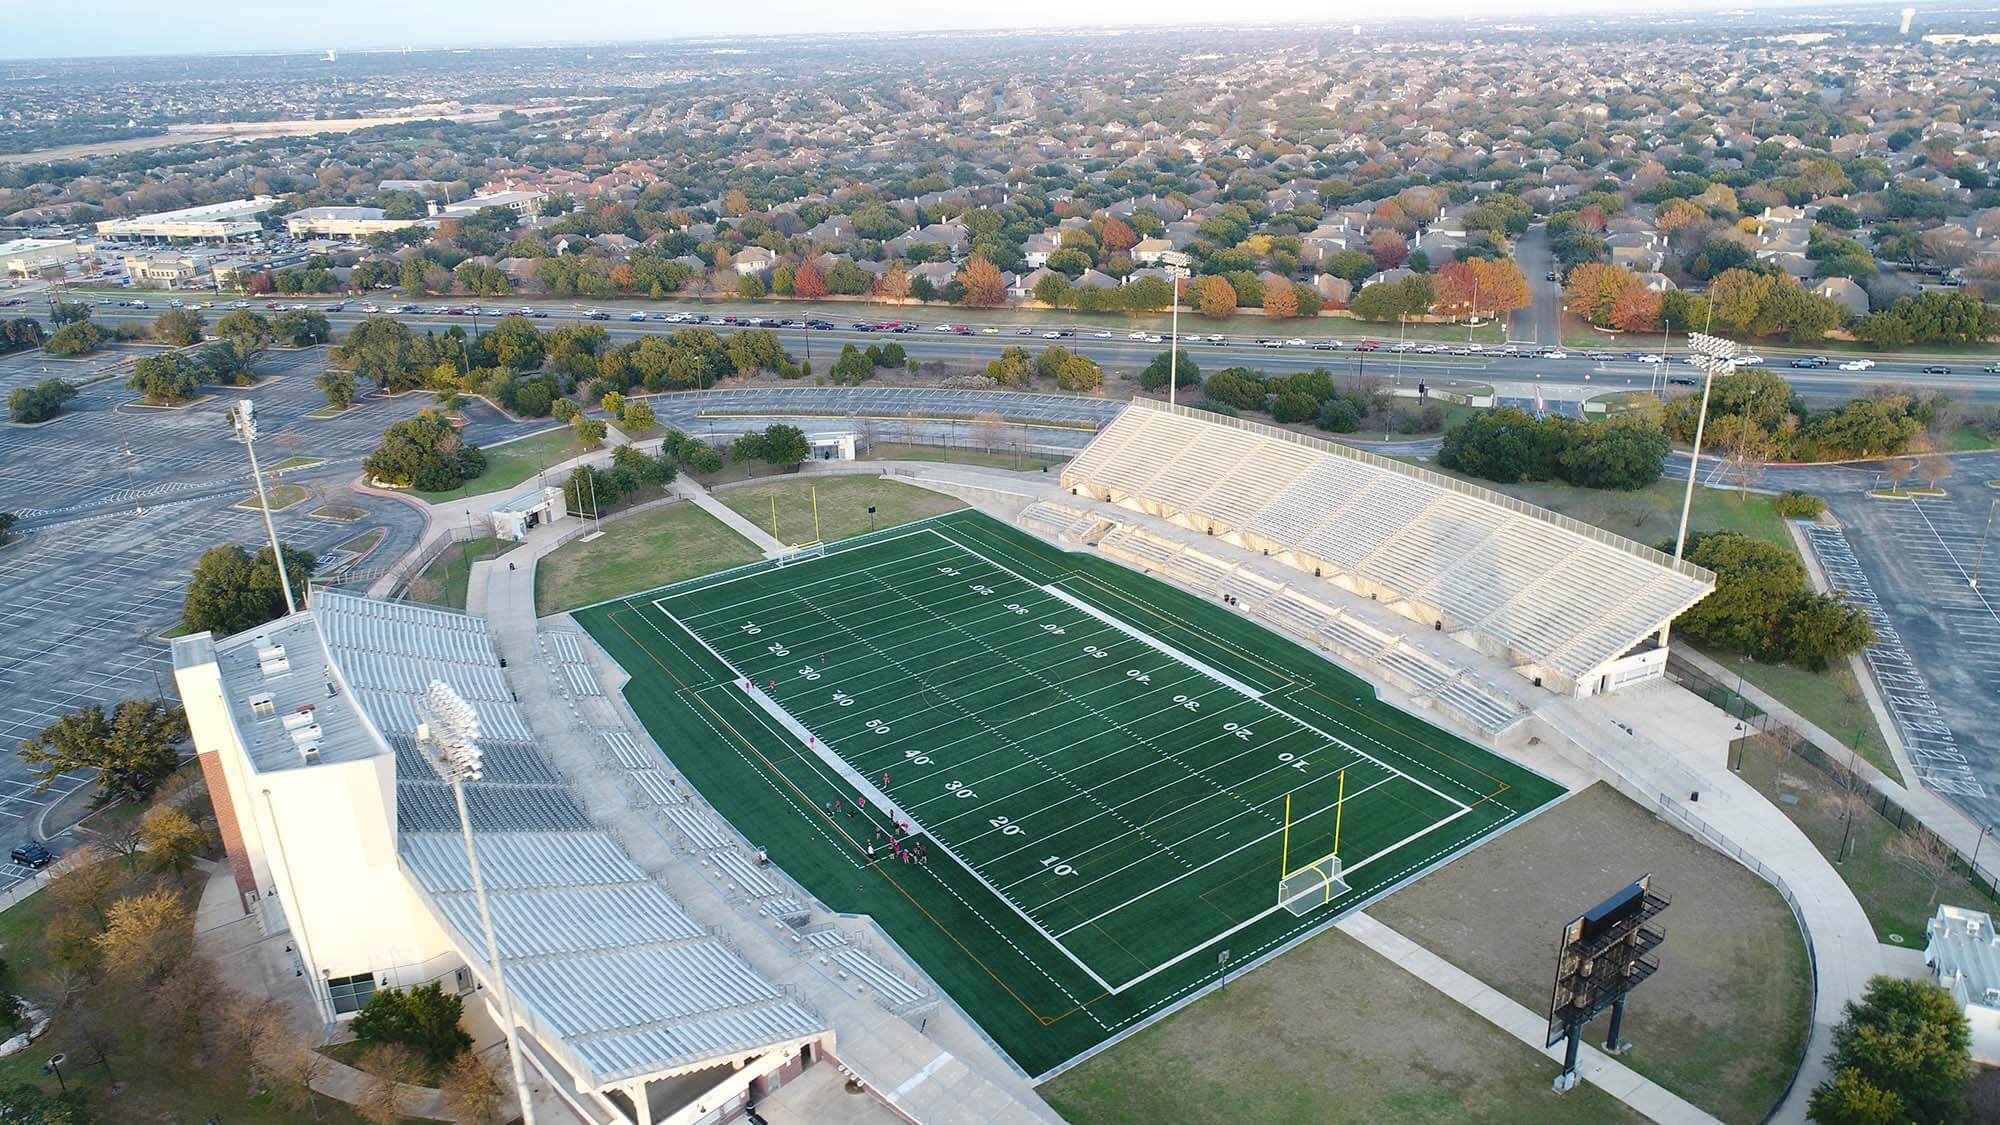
[1312,275,1354,306]
[1812,276,1870,317]
[1024,232,1063,268]
[1013,266,1062,298]
[1131,238,1176,264]
[908,261,958,290]
[731,246,777,276]
[1073,269,1119,290]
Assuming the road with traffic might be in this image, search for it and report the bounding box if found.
[62,295,2000,406]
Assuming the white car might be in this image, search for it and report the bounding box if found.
[1042,330,1061,339]
[934,324,954,332]
[1636,354,1662,364]
[1465,343,1485,353]
[1838,360,1870,371]
[1285,338,1307,347]
[1146,334,1164,344]
[1737,354,1765,366]
[1984,364,2000,374]
[1128,330,1149,340]
[1094,330,1113,338]
[1207,334,1225,342]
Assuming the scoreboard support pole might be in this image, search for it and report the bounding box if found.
[1555,1022,1582,1092]
[1604,995,1630,1055]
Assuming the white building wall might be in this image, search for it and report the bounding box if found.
[175,643,454,1021]
[1968,1002,2000,1066]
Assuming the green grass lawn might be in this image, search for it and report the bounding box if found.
[411,427,583,503]
[1735,734,1991,944]
[1040,927,1643,1125]
[1371,783,1813,1124]
[235,483,307,511]
[1696,647,1897,781]
[264,456,324,472]
[715,474,965,546]
[574,512,1565,1076]
[337,526,387,554]
[406,536,514,610]
[1466,474,1794,552]
[1942,426,1997,453]
[536,502,762,614]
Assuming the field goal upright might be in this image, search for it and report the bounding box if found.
[1278,770,1352,916]
[768,487,826,566]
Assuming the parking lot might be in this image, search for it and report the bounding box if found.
[1809,450,2000,825]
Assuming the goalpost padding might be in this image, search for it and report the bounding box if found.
[1278,854,1349,916]
[773,542,826,567]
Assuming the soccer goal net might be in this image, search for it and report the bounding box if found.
[1277,853,1349,916]
[774,541,826,567]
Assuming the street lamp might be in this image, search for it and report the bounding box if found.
[1662,332,1737,646]
[228,400,298,616]
[1161,252,1191,406]
[1970,499,1998,589]
[415,681,537,1125]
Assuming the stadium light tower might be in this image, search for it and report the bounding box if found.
[1162,251,1191,406]
[415,681,537,1125]
[1661,333,1736,644]
[228,399,297,616]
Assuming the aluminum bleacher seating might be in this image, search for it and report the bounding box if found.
[1062,402,1713,691]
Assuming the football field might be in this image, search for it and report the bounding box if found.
[577,512,1566,1075]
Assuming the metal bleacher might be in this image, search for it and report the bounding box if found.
[311,590,829,1083]
[1062,402,1714,691]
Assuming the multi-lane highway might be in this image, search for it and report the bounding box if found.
[40,289,2000,404]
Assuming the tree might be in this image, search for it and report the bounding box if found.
[94,888,191,987]
[1431,260,1481,320]
[49,301,91,326]
[1811,976,1970,1125]
[333,317,431,393]
[150,308,204,347]
[181,542,317,636]
[1261,283,1299,319]
[1708,268,1776,334]
[139,805,204,874]
[1033,272,1072,307]
[0,1082,89,1124]
[1608,285,1665,333]
[125,353,202,404]
[1558,419,1670,490]
[357,1044,420,1125]
[1563,262,1643,326]
[621,400,656,433]
[198,339,258,386]
[216,309,272,348]
[19,700,185,804]
[794,261,828,300]
[1197,275,1237,317]
[316,369,357,410]
[441,1051,508,1125]
[757,423,810,466]
[365,410,485,490]
[351,982,473,1068]
[957,258,1006,307]
[1915,451,1953,491]
[1809,1067,1905,1125]
[43,321,103,357]
[1369,230,1408,270]
[1139,349,1200,393]
[8,378,77,423]
[0,512,14,544]
[574,417,608,449]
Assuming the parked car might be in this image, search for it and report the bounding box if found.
[10,843,52,869]
[1545,270,1558,281]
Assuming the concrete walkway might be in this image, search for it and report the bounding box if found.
[675,476,789,557]
[1337,912,1720,1124]
[1545,683,1884,1125]
[466,519,1061,1125]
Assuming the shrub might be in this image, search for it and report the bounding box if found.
[7,378,76,423]
[350,982,473,1069]
[1271,391,1318,424]
[1773,490,1827,519]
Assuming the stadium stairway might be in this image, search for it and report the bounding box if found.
[452,517,1061,1123]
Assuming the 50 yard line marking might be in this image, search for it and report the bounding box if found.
[646,524,1487,995]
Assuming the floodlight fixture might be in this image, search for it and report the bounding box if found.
[414,679,534,1125]
[1661,333,1738,646]
[230,398,297,616]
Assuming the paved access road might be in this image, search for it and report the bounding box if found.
[67,298,2000,406]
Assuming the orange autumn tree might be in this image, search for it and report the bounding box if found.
[793,261,828,299]
[1473,257,1531,316]
[1609,285,1665,332]
[957,257,1006,307]
[1198,274,1238,317]
[1563,262,1643,326]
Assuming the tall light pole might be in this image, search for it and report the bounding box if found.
[1662,332,1737,645]
[1162,252,1190,406]
[415,682,537,1125]
[229,400,297,616]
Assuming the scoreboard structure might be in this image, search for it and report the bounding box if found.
[1545,874,1669,1091]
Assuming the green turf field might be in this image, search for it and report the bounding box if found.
[574,511,1566,1077]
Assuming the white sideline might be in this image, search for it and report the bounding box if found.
[1040,583,1268,700]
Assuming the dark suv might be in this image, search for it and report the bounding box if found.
[10,843,53,869]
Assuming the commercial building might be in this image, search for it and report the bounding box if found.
[285,206,435,238]
[442,190,547,218]
[96,196,276,241]
[123,253,205,287]
[1927,904,2000,1064]
[0,237,90,279]
[173,590,832,1124]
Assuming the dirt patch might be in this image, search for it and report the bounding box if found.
[1369,782,1812,1124]
[1040,926,1644,1125]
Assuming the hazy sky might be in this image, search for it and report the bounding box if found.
[0,0,1745,60]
